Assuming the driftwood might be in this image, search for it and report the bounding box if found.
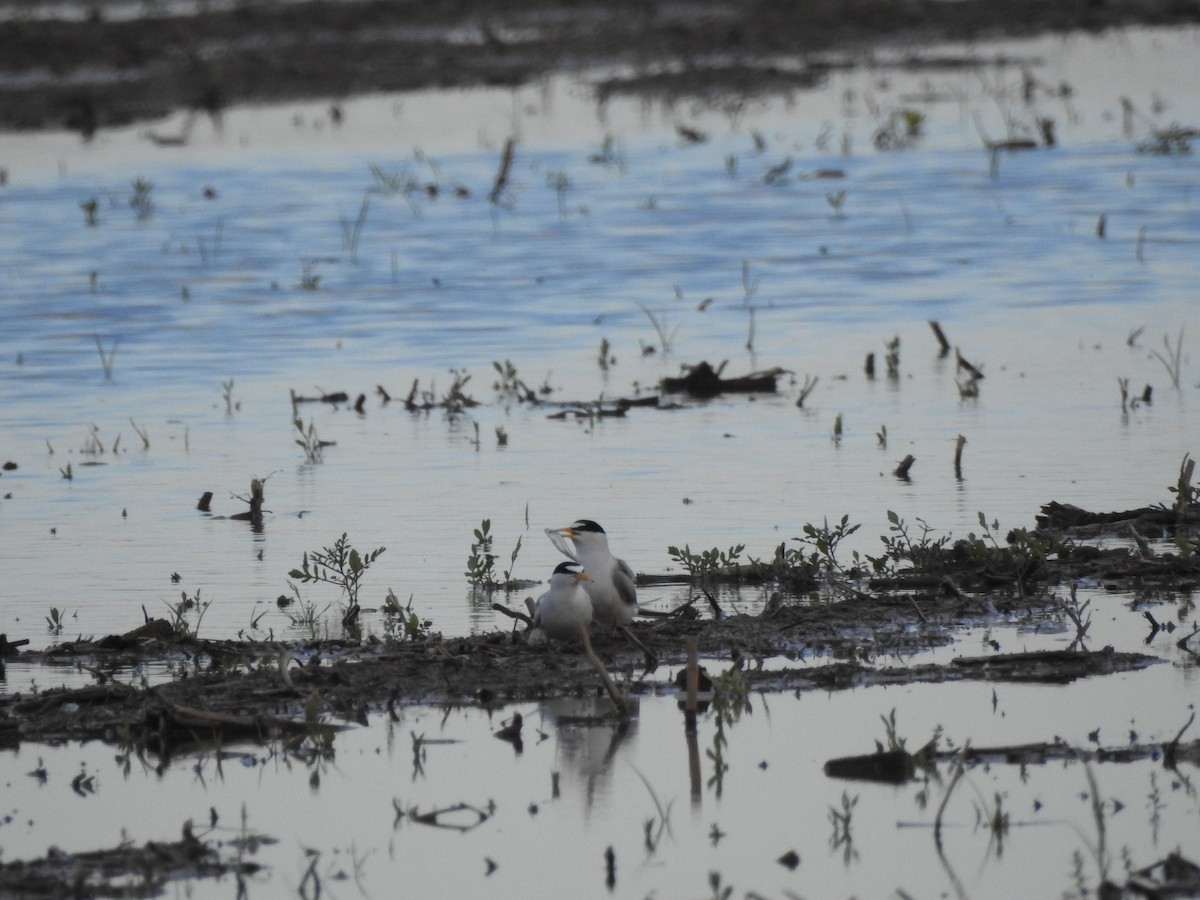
[228,477,264,525]
[825,749,916,784]
[0,824,265,897]
[289,388,349,406]
[1036,500,1196,530]
[0,633,30,656]
[143,693,342,754]
[661,361,786,397]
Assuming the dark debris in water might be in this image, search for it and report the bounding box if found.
[660,360,789,398]
[0,821,267,898]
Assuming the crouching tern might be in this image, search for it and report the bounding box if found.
[545,519,657,668]
[533,561,626,714]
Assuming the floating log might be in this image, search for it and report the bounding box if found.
[825,749,916,784]
[660,361,786,397]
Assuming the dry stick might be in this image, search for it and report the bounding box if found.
[621,624,658,669]
[954,434,967,479]
[933,748,968,852]
[489,137,515,204]
[579,625,628,716]
[929,320,951,356]
[684,638,699,733]
[894,454,916,479]
[491,602,534,628]
[684,638,703,802]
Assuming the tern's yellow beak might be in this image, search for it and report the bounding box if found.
[575,571,592,582]
[556,525,579,537]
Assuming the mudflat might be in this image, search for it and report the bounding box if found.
[1,0,1198,134]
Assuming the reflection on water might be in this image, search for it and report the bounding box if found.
[1,683,1195,899]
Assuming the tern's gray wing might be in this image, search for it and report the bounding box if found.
[614,557,638,609]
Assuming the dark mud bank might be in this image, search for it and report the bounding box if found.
[1,0,1199,134]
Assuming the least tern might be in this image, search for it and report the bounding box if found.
[533,561,594,641]
[533,561,627,714]
[546,519,657,668]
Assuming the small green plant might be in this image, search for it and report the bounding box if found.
[300,259,322,290]
[45,607,68,634]
[874,108,925,150]
[276,582,331,630]
[294,417,328,463]
[289,533,386,629]
[872,510,952,575]
[826,189,847,218]
[464,519,523,590]
[598,337,615,371]
[667,544,745,582]
[381,589,432,641]
[80,197,99,226]
[59,462,73,480]
[492,359,534,402]
[884,335,900,378]
[221,379,237,414]
[587,134,626,171]
[339,192,370,262]
[163,589,210,636]
[129,177,154,219]
[495,426,508,447]
[958,512,1055,596]
[1167,455,1197,555]
[797,515,863,578]
[875,707,907,753]
[547,170,571,218]
[441,368,478,417]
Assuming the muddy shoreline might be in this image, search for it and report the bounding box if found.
[3,500,1197,750]
[1,0,1198,135]
[2,499,1198,897]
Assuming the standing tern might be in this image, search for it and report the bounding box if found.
[533,561,626,714]
[546,519,657,668]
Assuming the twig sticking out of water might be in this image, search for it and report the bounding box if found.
[340,192,370,262]
[489,137,515,205]
[954,435,966,479]
[795,374,819,409]
[94,335,118,380]
[894,455,915,480]
[579,625,628,717]
[928,320,950,356]
[1148,325,1185,388]
[637,301,680,355]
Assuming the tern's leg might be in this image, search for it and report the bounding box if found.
[579,625,628,717]
[620,625,658,671]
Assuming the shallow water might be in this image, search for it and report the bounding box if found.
[1,25,1199,898]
